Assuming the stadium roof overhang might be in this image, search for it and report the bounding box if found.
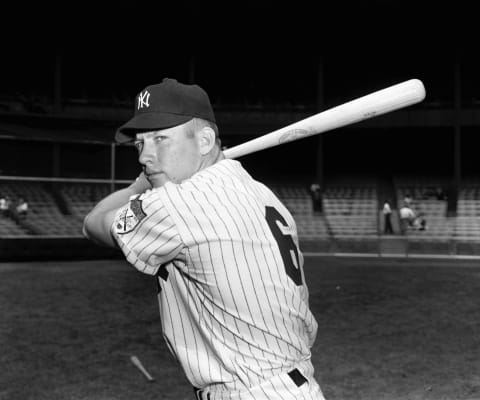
[0,113,119,145]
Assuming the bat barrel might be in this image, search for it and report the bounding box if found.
[223,79,426,159]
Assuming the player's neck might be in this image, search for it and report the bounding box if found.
[194,146,225,176]
[203,146,225,168]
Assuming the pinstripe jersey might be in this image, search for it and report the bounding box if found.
[112,159,322,399]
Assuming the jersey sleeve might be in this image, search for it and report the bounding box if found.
[111,190,184,275]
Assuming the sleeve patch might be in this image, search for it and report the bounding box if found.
[114,197,147,234]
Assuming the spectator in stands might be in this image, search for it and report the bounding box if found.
[413,212,428,231]
[399,205,415,235]
[436,187,446,200]
[403,193,413,207]
[309,182,323,214]
[0,195,8,216]
[2,196,12,218]
[15,197,28,220]
[422,187,436,199]
[382,199,394,234]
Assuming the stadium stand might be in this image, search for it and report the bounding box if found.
[0,180,380,239]
[0,181,83,236]
[394,176,451,238]
[456,179,480,239]
[59,183,111,220]
[322,181,378,237]
[269,183,329,239]
[0,214,31,236]
[267,178,381,238]
[2,176,480,259]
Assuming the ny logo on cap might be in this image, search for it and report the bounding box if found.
[137,90,150,110]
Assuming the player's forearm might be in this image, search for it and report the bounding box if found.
[83,174,151,247]
[82,187,137,247]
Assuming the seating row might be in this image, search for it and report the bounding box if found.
[2,180,480,239]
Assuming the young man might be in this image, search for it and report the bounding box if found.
[83,78,325,400]
[382,199,393,234]
[15,197,28,219]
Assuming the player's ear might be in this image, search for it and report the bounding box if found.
[198,127,216,155]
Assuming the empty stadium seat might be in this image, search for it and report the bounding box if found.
[0,181,84,237]
[322,183,378,237]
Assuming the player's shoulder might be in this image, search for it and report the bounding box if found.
[196,159,244,180]
[183,159,245,189]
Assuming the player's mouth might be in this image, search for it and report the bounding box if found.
[145,172,163,184]
[143,167,161,177]
[145,171,161,177]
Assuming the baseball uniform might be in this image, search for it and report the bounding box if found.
[112,159,324,400]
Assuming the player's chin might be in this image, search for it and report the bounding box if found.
[146,172,167,188]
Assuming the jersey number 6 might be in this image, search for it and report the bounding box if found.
[265,206,302,286]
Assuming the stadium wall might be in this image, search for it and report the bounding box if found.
[2,237,480,262]
[0,237,122,261]
[301,237,480,258]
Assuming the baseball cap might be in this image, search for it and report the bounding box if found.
[115,78,216,143]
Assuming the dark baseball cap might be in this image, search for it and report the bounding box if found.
[115,78,216,143]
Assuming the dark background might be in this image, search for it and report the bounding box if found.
[2,1,474,101]
[1,1,479,181]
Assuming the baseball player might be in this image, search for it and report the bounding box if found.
[83,78,325,399]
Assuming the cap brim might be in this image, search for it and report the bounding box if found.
[115,113,194,143]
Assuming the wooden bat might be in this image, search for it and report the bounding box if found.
[223,79,426,159]
[130,355,155,382]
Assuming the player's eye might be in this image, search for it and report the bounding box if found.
[153,135,167,143]
[134,140,143,151]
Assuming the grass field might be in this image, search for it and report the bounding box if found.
[1,255,480,400]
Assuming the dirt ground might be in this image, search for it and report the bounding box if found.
[1,256,479,400]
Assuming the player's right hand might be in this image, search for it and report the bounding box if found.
[129,172,152,194]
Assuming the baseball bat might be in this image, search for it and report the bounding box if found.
[130,355,155,382]
[223,79,426,159]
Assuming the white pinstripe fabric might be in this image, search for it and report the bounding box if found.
[112,160,322,399]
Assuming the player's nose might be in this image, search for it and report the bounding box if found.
[138,143,156,166]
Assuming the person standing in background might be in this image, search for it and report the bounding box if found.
[0,195,8,217]
[309,183,323,214]
[15,197,28,219]
[382,199,394,234]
